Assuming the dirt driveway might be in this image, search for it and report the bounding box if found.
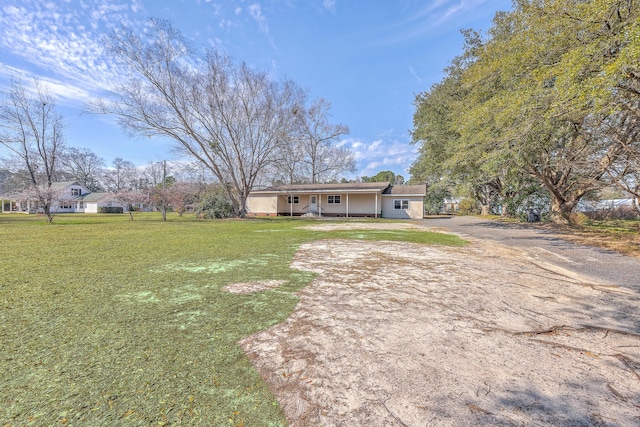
[240,221,640,426]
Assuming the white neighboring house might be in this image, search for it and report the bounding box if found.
[576,198,638,212]
[246,182,426,220]
[441,197,462,214]
[0,181,125,214]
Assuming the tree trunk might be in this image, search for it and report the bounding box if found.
[44,205,54,223]
[549,196,575,224]
[501,203,509,217]
[480,204,491,216]
[237,196,247,218]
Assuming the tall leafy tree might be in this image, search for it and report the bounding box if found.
[361,170,402,184]
[411,0,640,223]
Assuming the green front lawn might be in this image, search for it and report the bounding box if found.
[0,213,464,426]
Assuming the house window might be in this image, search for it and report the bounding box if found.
[287,196,299,204]
[327,195,341,204]
[394,199,409,210]
[60,203,73,209]
[71,188,81,196]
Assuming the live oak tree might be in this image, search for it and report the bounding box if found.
[91,19,303,217]
[0,80,65,222]
[411,0,640,223]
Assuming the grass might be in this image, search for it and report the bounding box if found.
[554,218,640,258]
[519,216,640,258]
[0,213,465,426]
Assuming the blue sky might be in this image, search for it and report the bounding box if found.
[0,0,511,179]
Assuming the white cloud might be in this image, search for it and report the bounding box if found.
[368,139,383,152]
[248,3,269,34]
[409,65,423,84]
[323,0,336,13]
[373,0,493,47]
[344,137,418,178]
[0,0,145,104]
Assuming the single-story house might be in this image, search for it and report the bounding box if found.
[76,192,126,213]
[1,181,125,214]
[246,182,426,219]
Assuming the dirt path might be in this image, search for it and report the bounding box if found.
[240,222,640,426]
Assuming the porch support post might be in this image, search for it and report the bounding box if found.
[346,193,349,218]
[290,192,293,217]
[319,195,322,218]
[375,192,378,218]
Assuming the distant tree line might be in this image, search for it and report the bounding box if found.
[410,0,640,223]
[1,19,356,220]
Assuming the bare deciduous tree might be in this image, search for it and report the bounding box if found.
[102,157,138,192]
[89,19,303,216]
[59,147,106,191]
[165,181,200,216]
[293,98,354,184]
[0,80,65,222]
[110,188,148,220]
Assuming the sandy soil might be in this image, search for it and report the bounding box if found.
[223,280,287,294]
[240,222,640,426]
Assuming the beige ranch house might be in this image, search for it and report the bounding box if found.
[246,182,426,219]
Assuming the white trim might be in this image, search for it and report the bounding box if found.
[327,195,341,204]
[393,199,410,210]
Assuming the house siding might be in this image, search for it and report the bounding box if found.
[317,193,380,217]
[381,196,424,219]
[246,194,279,215]
[246,183,425,219]
[84,202,99,214]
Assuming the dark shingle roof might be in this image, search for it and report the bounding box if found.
[252,182,391,194]
[77,192,111,202]
[382,184,426,196]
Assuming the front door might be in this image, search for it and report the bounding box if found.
[309,195,318,213]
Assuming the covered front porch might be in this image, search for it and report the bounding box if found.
[1,198,41,214]
[275,191,383,218]
[246,182,391,218]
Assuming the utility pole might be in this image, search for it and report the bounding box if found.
[162,160,166,191]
